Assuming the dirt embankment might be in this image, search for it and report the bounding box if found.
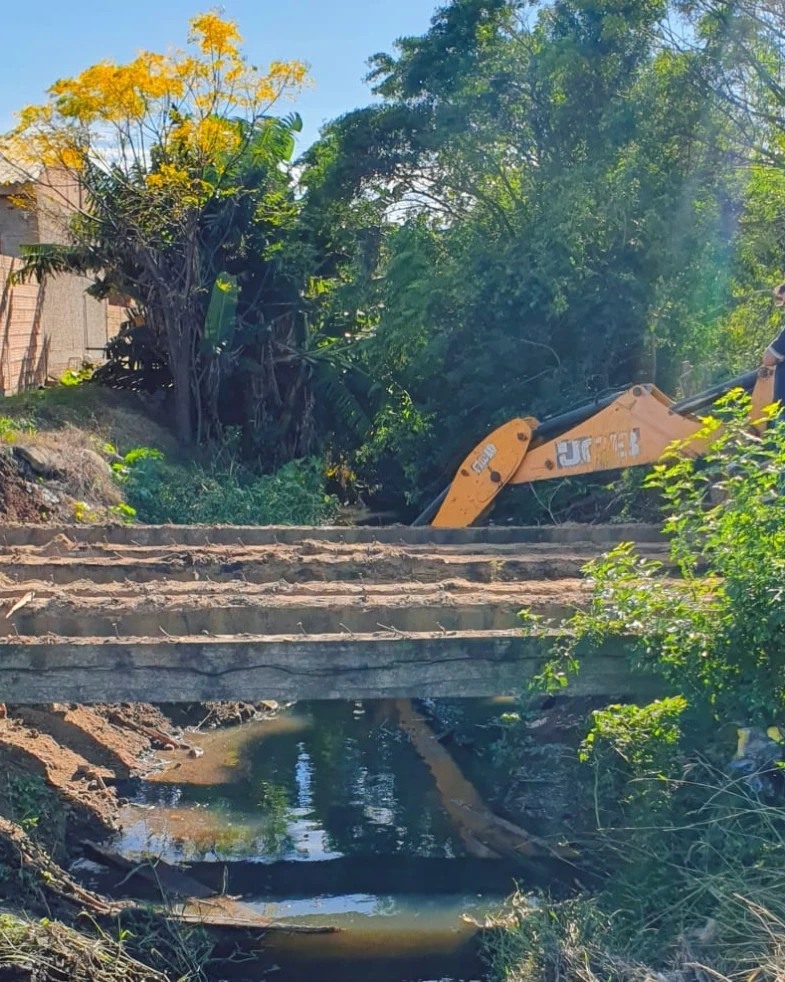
[0,385,177,525]
[0,699,276,917]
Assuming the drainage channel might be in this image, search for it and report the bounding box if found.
[72,700,569,982]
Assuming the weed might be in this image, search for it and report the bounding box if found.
[118,449,338,525]
[488,557,504,583]
[59,364,95,387]
[109,501,137,523]
[73,500,101,523]
[0,773,67,869]
[117,907,215,981]
[0,416,37,443]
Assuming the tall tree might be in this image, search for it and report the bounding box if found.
[1,13,307,447]
[303,0,738,512]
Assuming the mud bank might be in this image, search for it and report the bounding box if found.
[0,701,290,952]
[0,699,281,840]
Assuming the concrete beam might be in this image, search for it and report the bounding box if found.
[0,523,664,549]
[0,634,663,704]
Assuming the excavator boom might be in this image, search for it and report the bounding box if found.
[419,367,774,528]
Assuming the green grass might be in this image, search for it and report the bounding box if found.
[2,383,117,429]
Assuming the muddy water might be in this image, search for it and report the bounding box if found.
[94,701,555,981]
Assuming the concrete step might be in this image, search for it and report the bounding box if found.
[0,523,664,548]
[0,595,574,639]
[0,546,666,587]
[0,522,669,703]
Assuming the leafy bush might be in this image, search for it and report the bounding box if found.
[491,393,785,979]
[581,697,687,824]
[538,393,785,722]
[59,364,94,387]
[118,450,337,525]
[0,416,37,443]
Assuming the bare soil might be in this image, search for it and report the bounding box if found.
[0,531,667,644]
[0,705,183,844]
[0,454,48,523]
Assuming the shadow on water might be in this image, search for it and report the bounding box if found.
[78,700,569,981]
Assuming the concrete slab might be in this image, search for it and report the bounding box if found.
[0,524,667,704]
[0,523,664,548]
[0,633,663,703]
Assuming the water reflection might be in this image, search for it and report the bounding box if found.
[101,700,553,981]
[119,701,464,864]
[248,892,497,924]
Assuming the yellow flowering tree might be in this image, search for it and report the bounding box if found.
[0,12,308,446]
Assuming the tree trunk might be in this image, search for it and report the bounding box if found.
[172,337,194,446]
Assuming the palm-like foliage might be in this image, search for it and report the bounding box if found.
[6,109,379,466]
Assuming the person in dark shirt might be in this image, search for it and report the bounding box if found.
[763,283,785,409]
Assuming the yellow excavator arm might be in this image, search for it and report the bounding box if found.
[416,367,775,528]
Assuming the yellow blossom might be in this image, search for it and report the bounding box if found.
[189,12,242,56]
[146,162,191,189]
[1,11,309,181]
[192,117,242,156]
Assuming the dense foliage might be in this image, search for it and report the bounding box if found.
[300,0,785,515]
[539,394,785,720]
[495,400,785,979]
[116,449,337,526]
[5,0,785,513]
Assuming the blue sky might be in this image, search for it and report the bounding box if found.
[0,1,440,149]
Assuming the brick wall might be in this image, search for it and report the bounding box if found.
[0,196,39,257]
[0,253,124,395]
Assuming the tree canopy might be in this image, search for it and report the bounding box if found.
[4,2,785,514]
[298,0,748,512]
[1,13,315,453]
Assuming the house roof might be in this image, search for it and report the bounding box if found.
[0,157,42,189]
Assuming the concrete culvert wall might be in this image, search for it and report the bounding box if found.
[0,524,666,704]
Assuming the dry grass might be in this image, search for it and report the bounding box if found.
[481,760,785,982]
[485,874,785,982]
[0,384,184,523]
[0,913,168,982]
[0,815,212,980]
[86,392,180,459]
[19,427,123,508]
[483,894,676,982]
[2,385,179,458]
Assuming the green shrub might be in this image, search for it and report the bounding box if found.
[4,774,66,859]
[0,415,37,443]
[536,392,785,723]
[118,450,337,525]
[581,697,687,825]
[59,365,94,386]
[493,393,785,979]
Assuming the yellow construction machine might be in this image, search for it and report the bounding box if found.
[414,366,777,528]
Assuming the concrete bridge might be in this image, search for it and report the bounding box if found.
[0,523,665,704]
